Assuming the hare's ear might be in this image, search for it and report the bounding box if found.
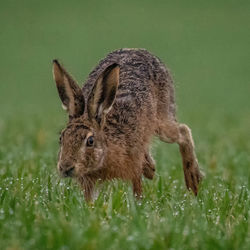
[87,64,119,126]
[52,60,85,119]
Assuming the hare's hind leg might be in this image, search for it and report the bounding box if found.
[157,120,202,195]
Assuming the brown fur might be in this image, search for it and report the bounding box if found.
[52,48,203,201]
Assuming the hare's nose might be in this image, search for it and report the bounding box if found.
[59,163,75,177]
[64,167,75,177]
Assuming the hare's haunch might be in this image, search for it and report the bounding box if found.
[52,48,202,201]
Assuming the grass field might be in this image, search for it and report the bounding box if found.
[0,0,250,249]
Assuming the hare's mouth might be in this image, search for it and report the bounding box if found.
[62,167,75,177]
[58,161,76,178]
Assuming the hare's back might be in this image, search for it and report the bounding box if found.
[83,49,175,135]
[83,48,170,103]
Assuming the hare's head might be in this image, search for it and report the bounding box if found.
[52,60,119,178]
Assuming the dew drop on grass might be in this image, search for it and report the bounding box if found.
[215,216,220,224]
[173,211,179,217]
[127,235,134,241]
[183,227,189,236]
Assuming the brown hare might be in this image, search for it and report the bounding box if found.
[52,48,202,201]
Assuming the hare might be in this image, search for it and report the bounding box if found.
[52,48,202,201]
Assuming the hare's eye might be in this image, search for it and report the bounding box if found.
[59,135,62,144]
[86,136,94,147]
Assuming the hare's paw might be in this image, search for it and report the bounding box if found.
[184,161,203,196]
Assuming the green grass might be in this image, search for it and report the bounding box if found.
[0,0,250,249]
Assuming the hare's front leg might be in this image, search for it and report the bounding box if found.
[132,177,142,198]
[143,152,155,180]
[157,120,203,195]
[78,177,96,202]
[133,154,155,197]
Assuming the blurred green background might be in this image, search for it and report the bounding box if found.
[0,0,250,249]
[1,0,249,120]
